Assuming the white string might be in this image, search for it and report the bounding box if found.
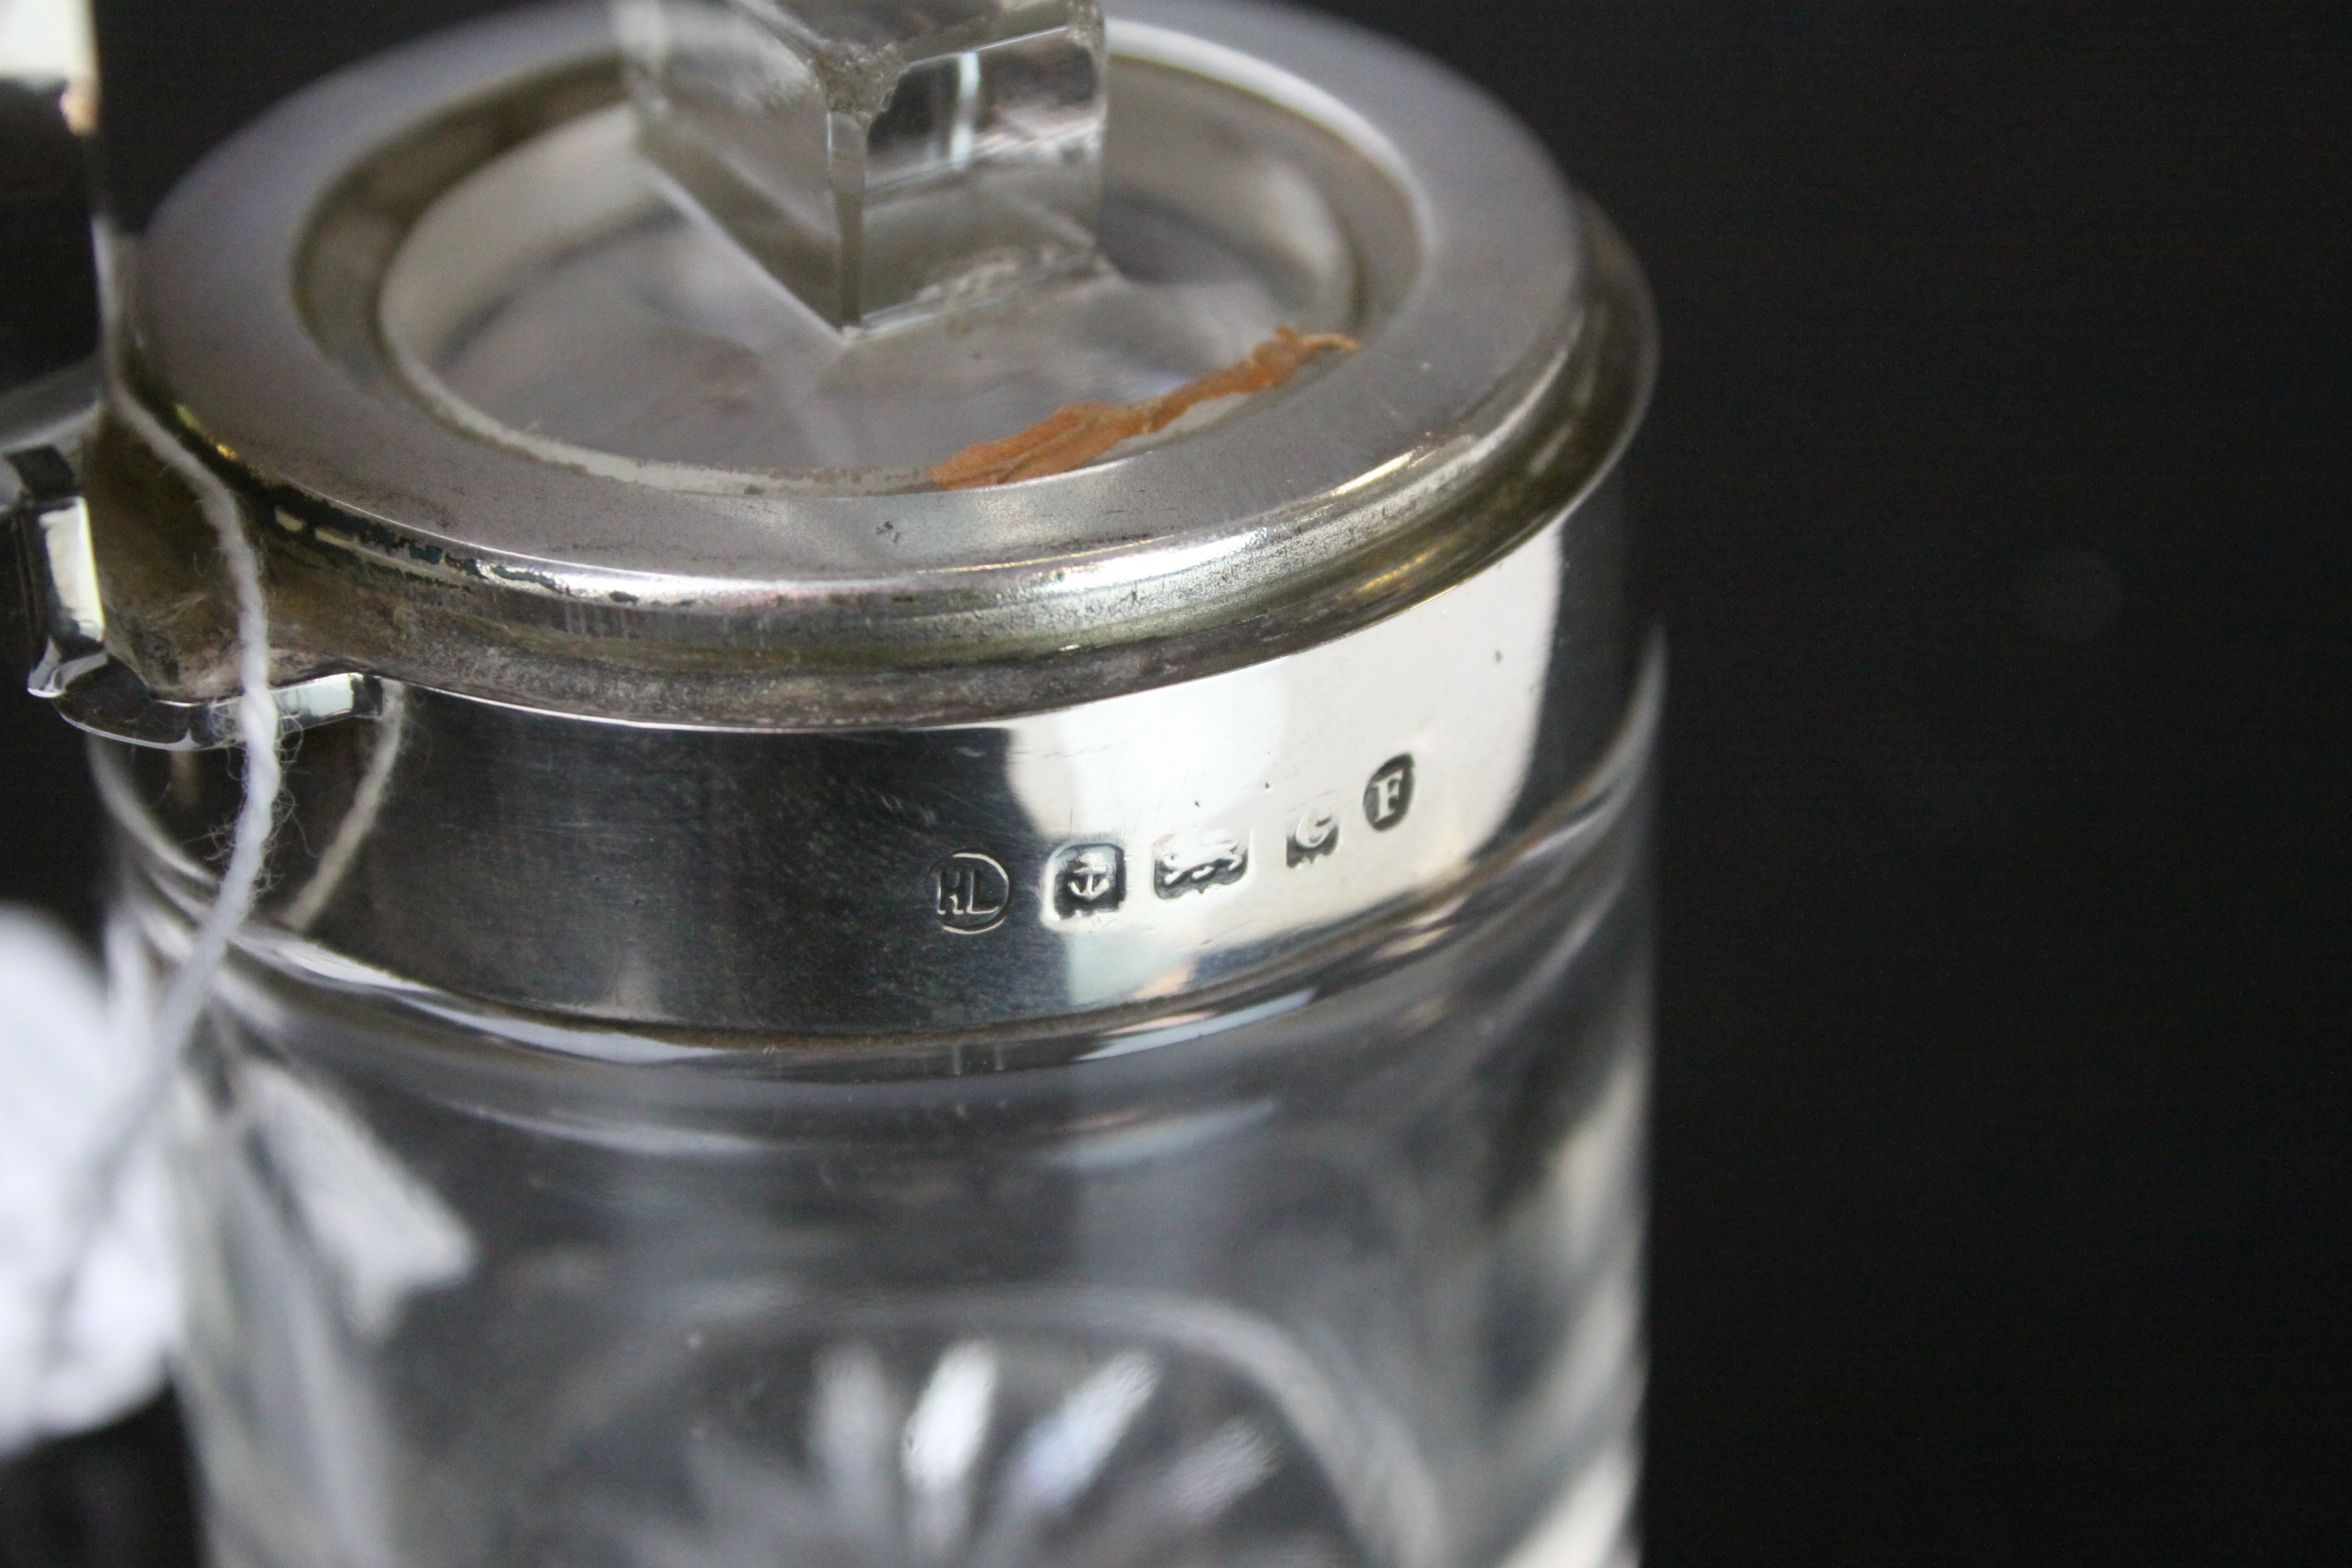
[30,383,285,1392]
[283,687,403,933]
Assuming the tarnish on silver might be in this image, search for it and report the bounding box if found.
[6,430,378,750]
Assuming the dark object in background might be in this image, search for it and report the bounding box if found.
[0,79,95,379]
[1,69,102,939]
[0,1400,193,1568]
[3,2,2347,1566]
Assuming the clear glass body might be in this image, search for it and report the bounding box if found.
[139,789,1649,1568]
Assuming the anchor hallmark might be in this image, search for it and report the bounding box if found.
[1051,844,1126,919]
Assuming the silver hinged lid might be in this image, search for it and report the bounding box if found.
[84,0,1638,730]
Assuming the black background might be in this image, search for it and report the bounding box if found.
[4,1,2348,1563]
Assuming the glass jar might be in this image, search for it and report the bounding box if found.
[14,0,1659,1561]
[128,711,1651,1568]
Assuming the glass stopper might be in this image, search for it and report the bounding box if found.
[617,0,1108,330]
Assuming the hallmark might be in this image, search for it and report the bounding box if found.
[1051,844,1126,918]
[1287,801,1341,866]
[932,852,1010,934]
[1153,830,1249,899]
[1364,754,1415,832]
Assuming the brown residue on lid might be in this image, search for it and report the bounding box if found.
[928,327,1358,491]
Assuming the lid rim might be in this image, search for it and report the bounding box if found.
[119,212,1650,732]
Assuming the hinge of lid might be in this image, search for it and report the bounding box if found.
[5,393,380,751]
